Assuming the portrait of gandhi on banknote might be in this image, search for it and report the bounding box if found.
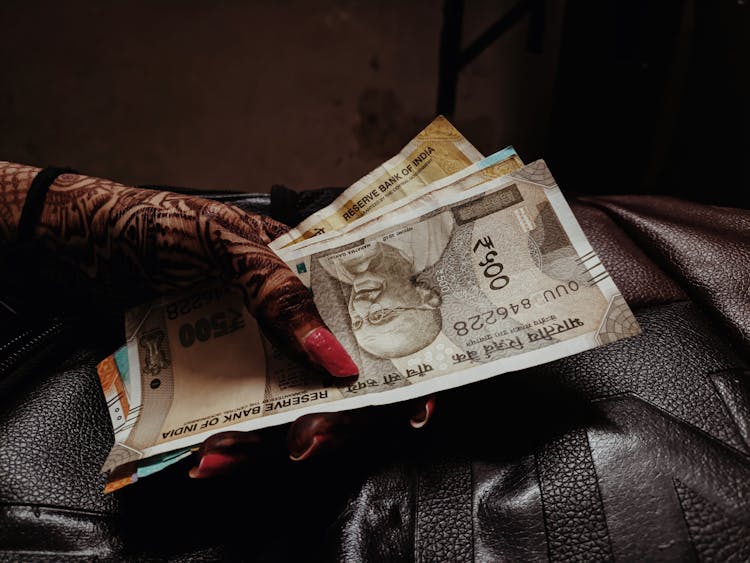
[319,212,455,359]
[311,183,594,372]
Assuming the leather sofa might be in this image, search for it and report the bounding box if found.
[1,186,748,560]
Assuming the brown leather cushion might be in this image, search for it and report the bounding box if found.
[1,190,748,560]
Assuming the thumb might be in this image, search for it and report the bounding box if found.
[253,268,359,378]
[218,213,358,378]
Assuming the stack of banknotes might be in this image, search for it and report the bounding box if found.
[97,116,641,492]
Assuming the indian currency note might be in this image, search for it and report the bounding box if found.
[103,447,195,493]
[99,160,641,477]
[97,347,139,442]
[269,115,484,250]
[284,146,523,254]
[99,343,194,492]
[285,147,524,288]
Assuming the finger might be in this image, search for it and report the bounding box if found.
[378,394,436,431]
[251,236,359,376]
[254,271,358,378]
[189,431,263,479]
[257,215,291,242]
[286,395,437,462]
[353,394,436,431]
[287,412,353,461]
[409,394,437,429]
[204,207,358,378]
[189,451,250,479]
[197,430,263,455]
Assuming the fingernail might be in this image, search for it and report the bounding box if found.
[410,397,434,429]
[289,433,330,461]
[302,327,358,378]
[188,451,238,479]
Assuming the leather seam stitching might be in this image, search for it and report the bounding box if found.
[0,503,115,517]
[582,428,615,559]
[672,478,702,561]
[580,198,750,361]
[533,452,553,561]
[591,391,750,461]
[578,198,693,303]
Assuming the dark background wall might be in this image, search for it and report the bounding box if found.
[0,0,747,206]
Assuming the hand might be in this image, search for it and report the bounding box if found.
[190,395,436,478]
[1,163,358,373]
[0,162,436,475]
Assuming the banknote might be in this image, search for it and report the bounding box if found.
[284,147,524,288]
[269,115,484,250]
[283,145,523,254]
[99,160,640,482]
[104,447,195,493]
[97,347,138,442]
[99,348,195,492]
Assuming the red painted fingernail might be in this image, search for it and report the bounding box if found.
[289,433,331,461]
[410,396,435,429]
[188,452,238,479]
[302,327,358,378]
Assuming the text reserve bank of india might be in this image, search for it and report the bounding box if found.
[269,115,488,250]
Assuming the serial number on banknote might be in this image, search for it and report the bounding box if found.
[450,278,583,336]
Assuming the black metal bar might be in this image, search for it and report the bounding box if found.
[437,0,465,117]
[437,0,546,116]
[460,0,533,68]
[527,0,546,54]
